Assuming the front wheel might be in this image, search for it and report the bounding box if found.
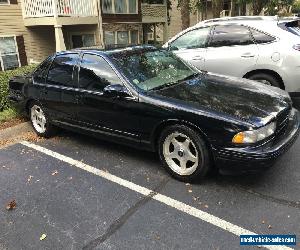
[30,102,55,138]
[158,125,211,182]
[248,73,282,89]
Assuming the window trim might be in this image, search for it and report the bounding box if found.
[0,35,21,71]
[102,0,138,14]
[0,0,10,5]
[249,27,278,45]
[69,32,96,49]
[104,30,140,46]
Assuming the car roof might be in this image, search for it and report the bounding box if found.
[56,45,158,57]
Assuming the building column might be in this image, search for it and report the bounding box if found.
[54,25,66,52]
[163,22,169,43]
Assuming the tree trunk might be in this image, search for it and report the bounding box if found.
[212,0,223,18]
[230,0,236,16]
[252,0,268,15]
[180,0,190,30]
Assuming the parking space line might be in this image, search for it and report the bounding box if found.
[20,141,294,250]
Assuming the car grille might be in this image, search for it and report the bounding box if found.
[276,106,291,135]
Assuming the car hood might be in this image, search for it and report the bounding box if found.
[150,73,292,127]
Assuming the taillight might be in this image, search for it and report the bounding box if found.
[293,44,300,51]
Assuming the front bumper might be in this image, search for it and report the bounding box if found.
[214,108,300,175]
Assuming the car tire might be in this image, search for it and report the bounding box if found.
[248,73,282,89]
[29,102,55,138]
[158,125,211,182]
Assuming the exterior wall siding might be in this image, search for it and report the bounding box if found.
[0,0,54,64]
[167,0,200,39]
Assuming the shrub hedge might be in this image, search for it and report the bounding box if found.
[0,64,37,112]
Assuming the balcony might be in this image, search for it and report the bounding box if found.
[141,3,167,23]
[21,0,98,26]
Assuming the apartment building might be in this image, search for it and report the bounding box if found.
[0,0,168,71]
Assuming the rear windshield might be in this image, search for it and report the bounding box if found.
[279,20,300,36]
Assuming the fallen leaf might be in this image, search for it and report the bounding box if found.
[40,234,47,241]
[27,175,33,183]
[51,170,58,176]
[6,200,17,211]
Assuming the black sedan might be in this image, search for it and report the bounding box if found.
[9,46,300,181]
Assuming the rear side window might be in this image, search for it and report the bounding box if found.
[170,27,211,50]
[209,25,254,47]
[79,54,121,92]
[47,53,79,87]
[250,29,276,44]
[279,20,300,36]
[33,56,53,83]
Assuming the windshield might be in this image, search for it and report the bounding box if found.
[109,50,196,91]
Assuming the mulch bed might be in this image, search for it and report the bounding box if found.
[0,117,27,131]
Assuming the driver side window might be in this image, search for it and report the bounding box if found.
[79,54,121,92]
[170,27,211,50]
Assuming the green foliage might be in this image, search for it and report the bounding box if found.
[0,108,19,123]
[292,0,300,12]
[0,64,37,112]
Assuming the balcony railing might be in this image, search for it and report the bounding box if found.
[21,0,98,18]
[141,3,167,23]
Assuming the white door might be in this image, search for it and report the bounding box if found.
[169,27,212,71]
[204,25,259,77]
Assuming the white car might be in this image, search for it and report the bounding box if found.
[163,16,300,96]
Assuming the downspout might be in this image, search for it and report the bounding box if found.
[97,0,104,48]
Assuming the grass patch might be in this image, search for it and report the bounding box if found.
[0,108,19,123]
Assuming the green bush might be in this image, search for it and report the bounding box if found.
[0,64,37,112]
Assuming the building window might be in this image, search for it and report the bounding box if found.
[102,0,138,14]
[104,31,115,45]
[0,0,10,4]
[0,36,20,71]
[131,30,138,44]
[117,31,129,44]
[102,0,113,13]
[71,34,95,48]
[104,30,139,46]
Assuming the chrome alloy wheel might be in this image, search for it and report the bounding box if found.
[31,105,47,134]
[163,132,199,176]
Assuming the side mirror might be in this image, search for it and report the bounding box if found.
[103,84,130,98]
[168,45,178,51]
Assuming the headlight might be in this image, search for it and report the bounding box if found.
[232,122,276,144]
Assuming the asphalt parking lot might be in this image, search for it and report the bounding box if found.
[0,130,299,250]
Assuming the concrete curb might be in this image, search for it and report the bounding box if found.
[0,122,33,141]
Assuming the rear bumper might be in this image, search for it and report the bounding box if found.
[214,108,300,175]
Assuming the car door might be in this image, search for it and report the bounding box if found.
[76,53,141,143]
[204,24,259,77]
[31,55,54,100]
[169,26,211,70]
[42,52,80,123]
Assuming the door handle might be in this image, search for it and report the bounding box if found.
[241,53,255,58]
[191,56,204,61]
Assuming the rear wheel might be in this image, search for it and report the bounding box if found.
[158,125,211,182]
[30,102,55,138]
[248,73,282,89]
